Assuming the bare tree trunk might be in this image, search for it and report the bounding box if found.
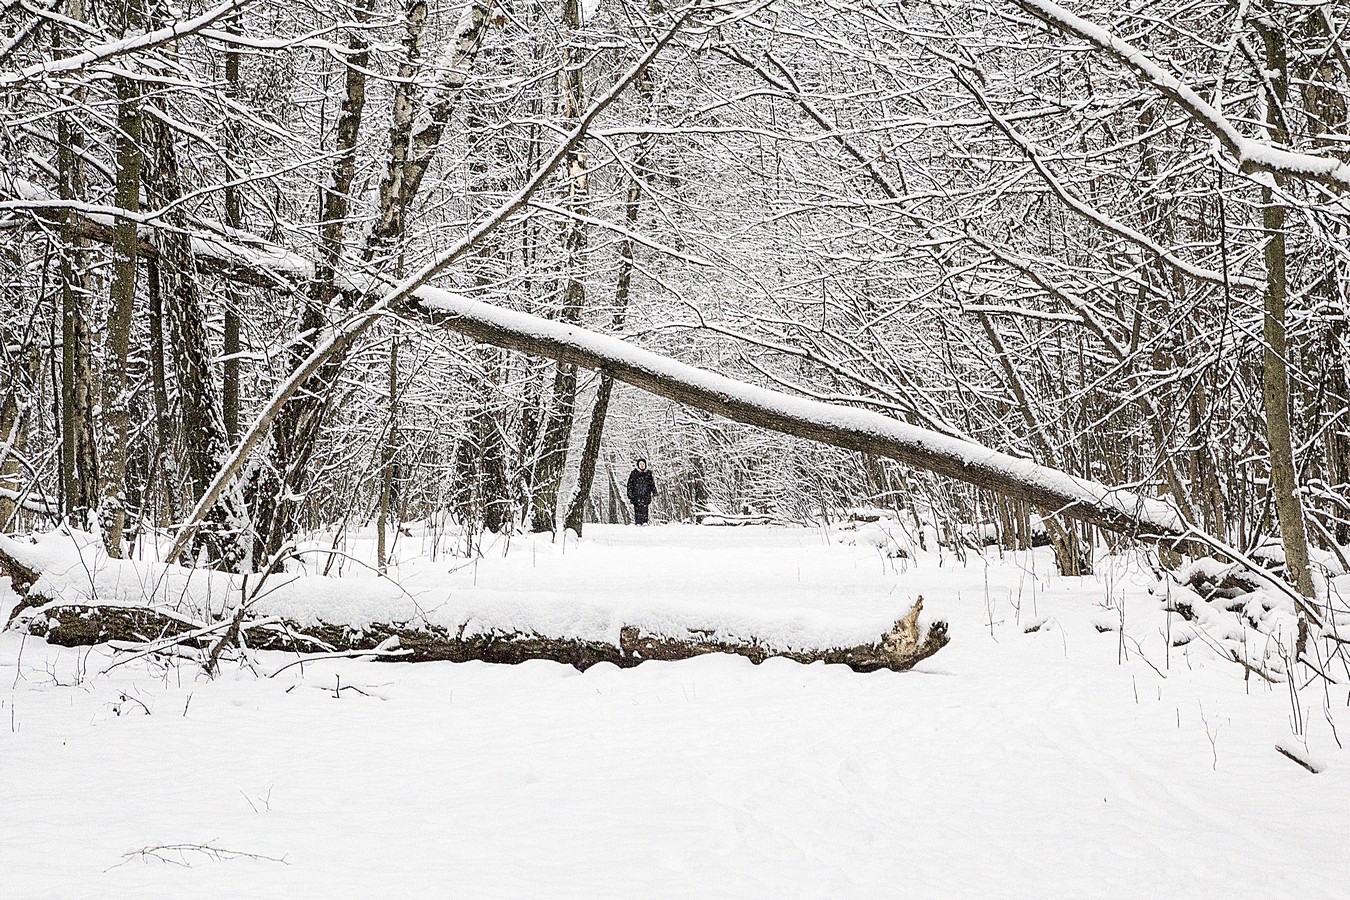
[256,0,492,557]
[146,259,179,527]
[222,8,244,443]
[366,0,429,265]
[1293,13,1350,544]
[564,377,614,535]
[1323,314,1350,545]
[376,336,399,571]
[55,0,99,532]
[144,112,248,570]
[0,312,38,530]
[253,0,374,562]
[1256,21,1317,637]
[456,84,513,534]
[976,313,1090,573]
[98,2,146,556]
[397,0,496,224]
[410,290,1205,546]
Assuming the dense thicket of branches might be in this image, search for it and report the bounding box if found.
[1,0,1346,608]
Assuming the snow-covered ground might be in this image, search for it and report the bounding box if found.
[1,524,1345,898]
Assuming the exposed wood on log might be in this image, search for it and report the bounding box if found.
[399,290,1333,633]
[0,543,41,628]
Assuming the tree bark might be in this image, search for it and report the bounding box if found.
[253,0,375,562]
[56,0,100,533]
[376,336,399,571]
[98,1,146,557]
[222,8,245,443]
[398,0,496,221]
[256,0,491,557]
[21,598,946,673]
[1256,20,1317,640]
[366,0,429,264]
[1,538,945,673]
[409,289,1196,544]
[146,259,180,526]
[456,87,513,534]
[143,111,248,569]
[0,318,38,531]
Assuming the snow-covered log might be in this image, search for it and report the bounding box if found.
[0,538,947,673]
[20,599,947,674]
[1,175,308,290]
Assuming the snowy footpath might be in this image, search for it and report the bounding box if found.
[1,524,1345,898]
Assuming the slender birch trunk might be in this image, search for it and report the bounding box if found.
[531,0,589,532]
[257,0,493,557]
[367,0,429,264]
[254,0,375,561]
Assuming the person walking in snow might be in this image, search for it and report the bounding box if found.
[626,459,657,525]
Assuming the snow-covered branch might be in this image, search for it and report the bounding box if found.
[1012,0,1350,191]
[0,0,257,89]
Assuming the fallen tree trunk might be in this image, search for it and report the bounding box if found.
[1,176,308,291]
[18,599,947,674]
[8,99,1304,613]
[406,288,1190,542]
[6,195,1316,620]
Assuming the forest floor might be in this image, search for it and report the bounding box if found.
[1,523,1346,898]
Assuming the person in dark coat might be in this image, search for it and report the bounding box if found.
[626,459,657,525]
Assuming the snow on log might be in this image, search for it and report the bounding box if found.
[6,186,1200,551]
[0,535,948,674]
[11,159,1191,549]
[405,288,1191,542]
